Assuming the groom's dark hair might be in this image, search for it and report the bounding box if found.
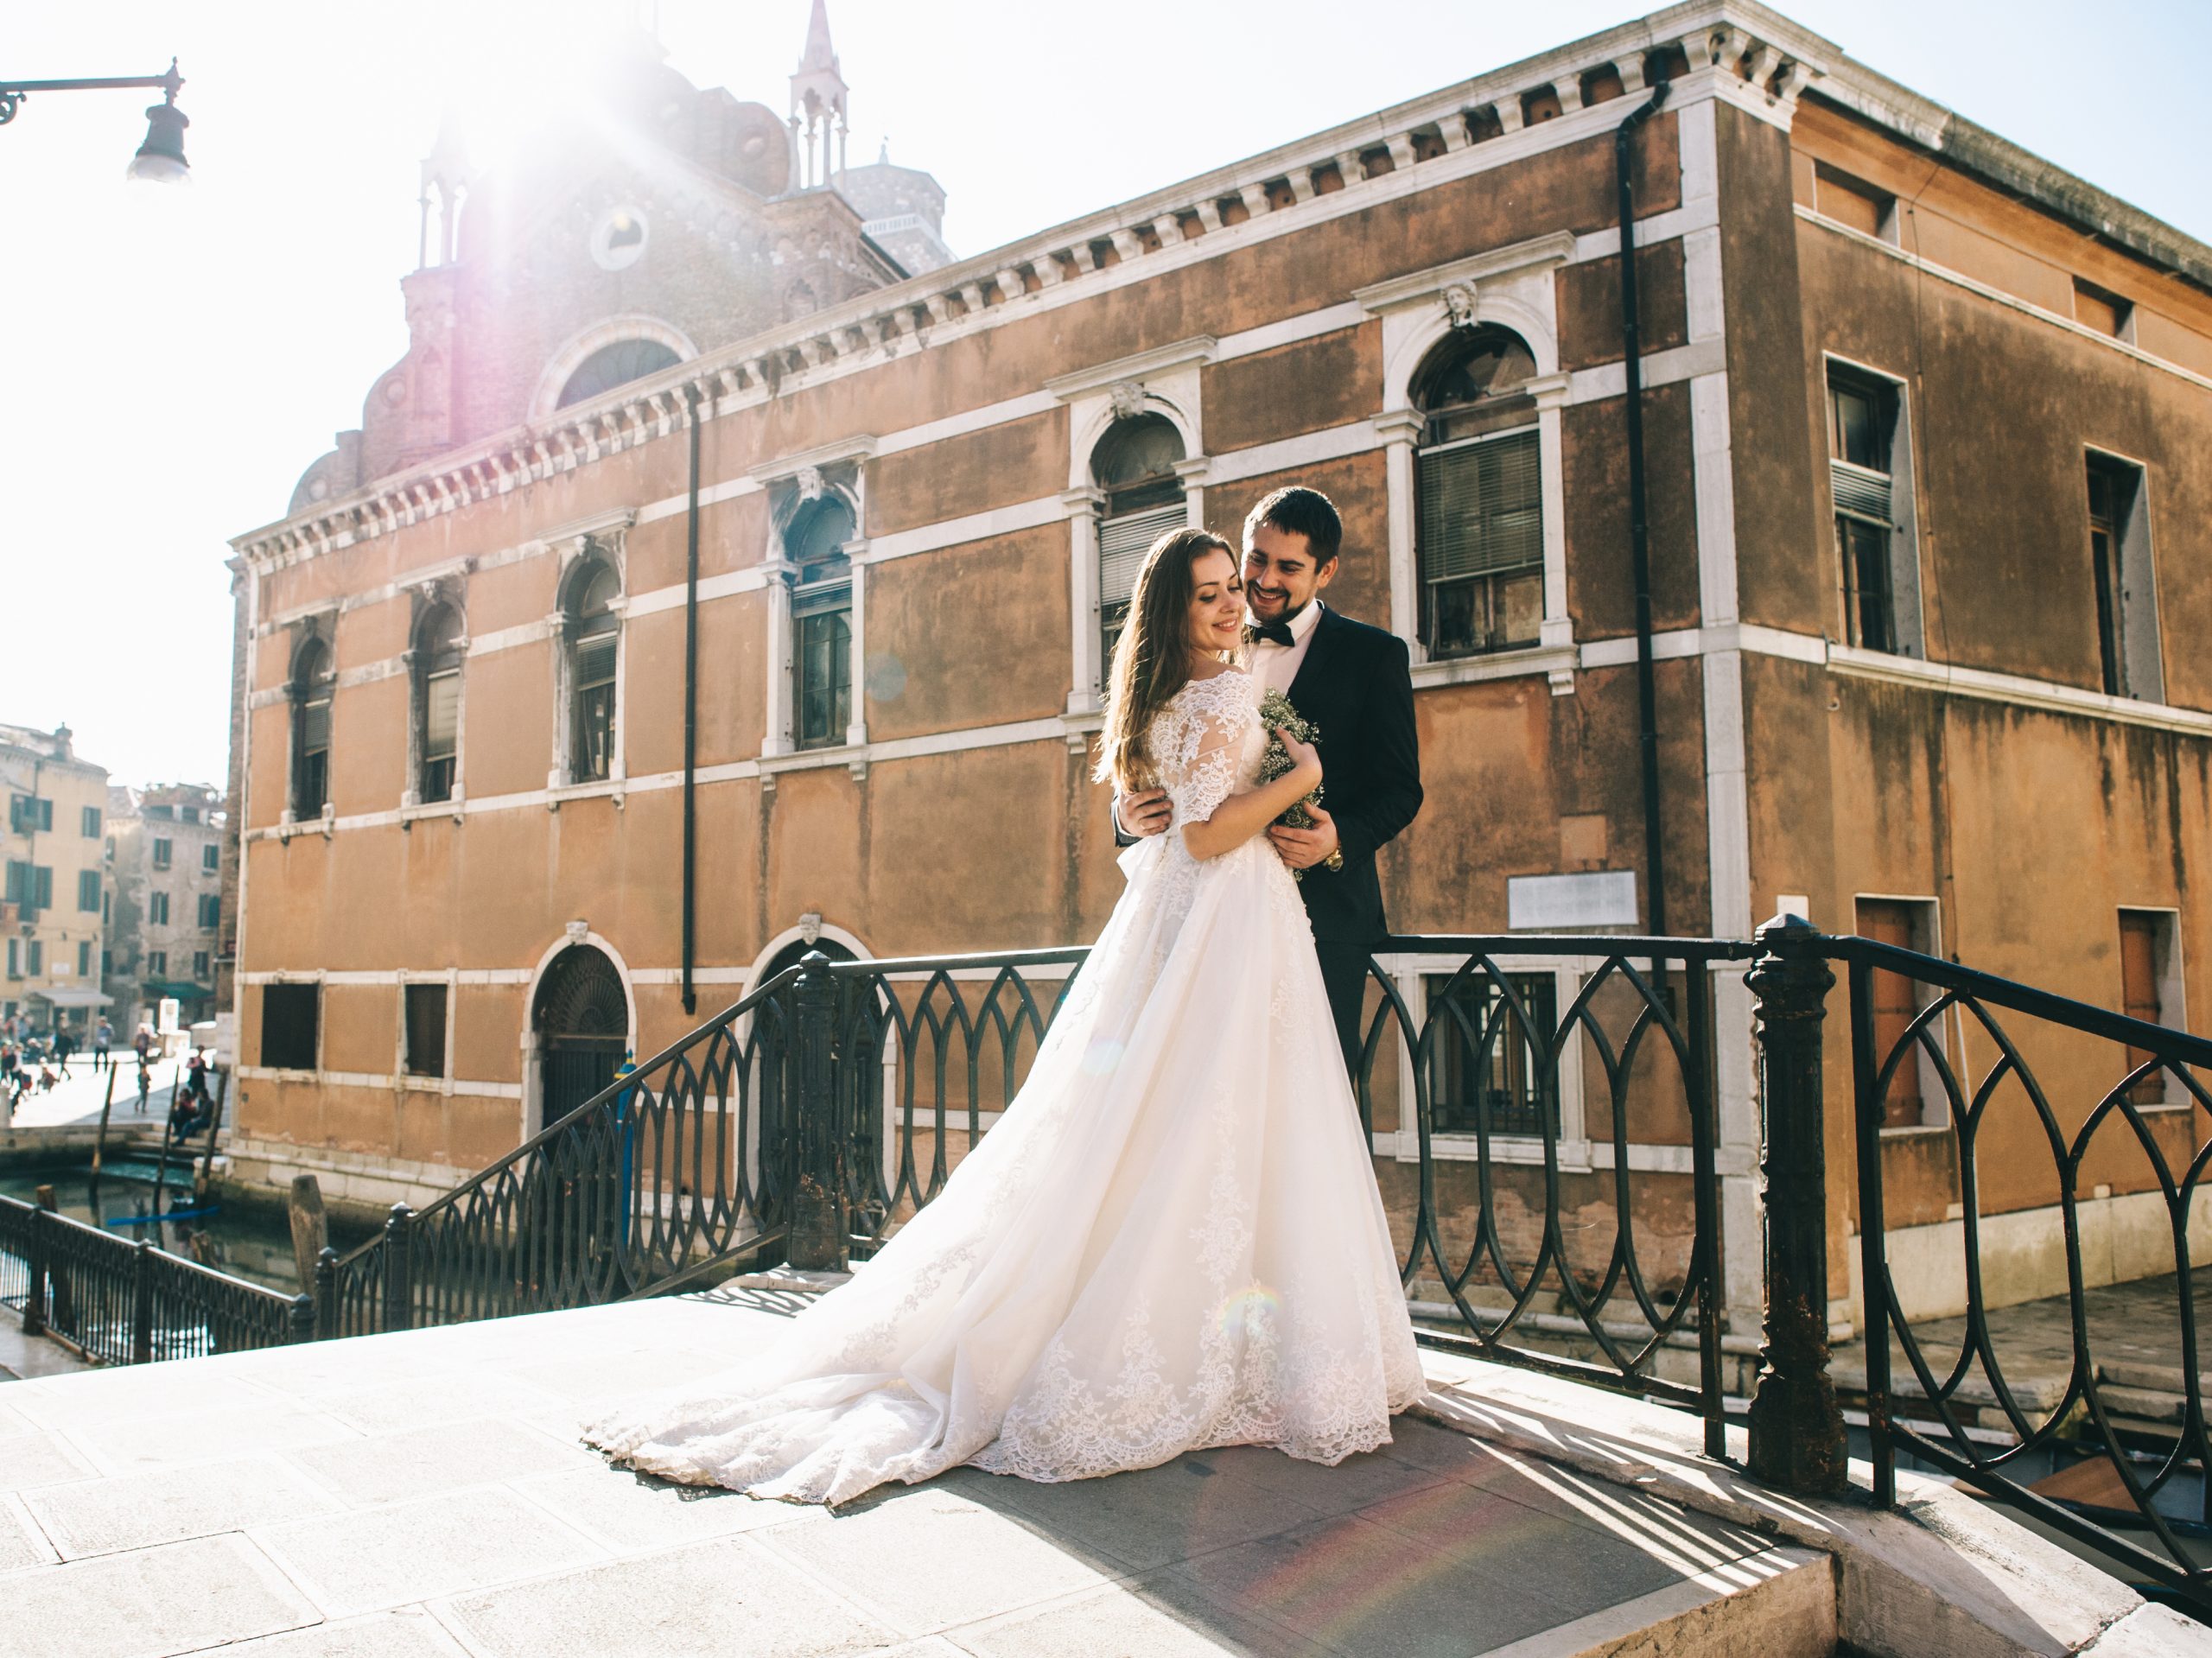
[1244,486,1342,569]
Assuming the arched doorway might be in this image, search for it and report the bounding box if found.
[534,945,628,1125]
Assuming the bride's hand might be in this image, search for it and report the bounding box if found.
[1273,727,1321,788]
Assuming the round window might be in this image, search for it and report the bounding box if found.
[590,206,650,271]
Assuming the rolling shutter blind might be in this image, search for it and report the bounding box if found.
[1097,503,1189,608]
[575,634,617,689]
[1419,429,1541,581]
[300,695,331,752]
[1830,461,1891,523]
[423,672,460,758]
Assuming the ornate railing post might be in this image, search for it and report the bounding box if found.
[130,1238,155,1365]
[789,950,849,1272]
[1745,913,1848,1495]
[383,1204,415,1333]
[315,1245,339,1341]
[286,1291,315,1345]
[21,1208,46,1338]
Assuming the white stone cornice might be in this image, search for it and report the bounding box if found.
[750,434,879,485]
[1044,337,1217,403]
[1352,232,1579,314]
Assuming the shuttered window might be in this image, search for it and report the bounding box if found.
[1419,429,1541,581]
[422,670,460,802]
[1418,427,1542,657]
[573,629,617,783]
[1097,501,1189,665]
[1827,372,1902,653]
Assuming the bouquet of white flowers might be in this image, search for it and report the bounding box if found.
[1256,688,1324,880]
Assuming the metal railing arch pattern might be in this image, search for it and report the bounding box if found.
[1829,927,2212,1608]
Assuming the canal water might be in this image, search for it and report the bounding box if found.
[0,1158,351,1297]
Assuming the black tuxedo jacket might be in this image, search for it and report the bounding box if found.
[1278,607,1423,943]
[1112,607,1424,944]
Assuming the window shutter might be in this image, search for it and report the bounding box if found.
[301,695,332,752]
[423,671,461,758]
[1830,460,1891,524]
[35,799,51,831]
[575,635,618,689]
[1419,429,1543,581]
[1096,502,1191,609]
[33,867,52,910]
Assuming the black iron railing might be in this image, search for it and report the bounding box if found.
[11,916,2209,1614]
[319,962,806,1336]
[0,1195,305,1363]
[1802,924,2212,1609]
[1358,937,1748,1460]
[813,938,1745,1458]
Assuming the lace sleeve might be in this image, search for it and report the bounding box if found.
[1159,700,1246,829]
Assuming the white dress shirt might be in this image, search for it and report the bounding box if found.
[1249,600,1324,696]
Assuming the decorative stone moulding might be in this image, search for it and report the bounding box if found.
[235,6,1830,575]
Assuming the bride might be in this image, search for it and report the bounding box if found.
[584,527,1425,1506]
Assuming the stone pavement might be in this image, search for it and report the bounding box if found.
[1828,1273,2210,1431]
[0,1288,1834,1658]
[3,1058,178,1133]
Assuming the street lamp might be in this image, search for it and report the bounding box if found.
[0,57,192,183]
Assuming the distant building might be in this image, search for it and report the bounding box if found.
[103,783,226,1036]
[0,723,109,1037]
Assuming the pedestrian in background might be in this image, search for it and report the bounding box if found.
[93,1015,113,1072]
[53,1027,74,1077]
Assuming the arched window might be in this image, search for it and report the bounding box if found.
[564,558,621,784]
[786,494,856,750]
[1413,326,1543,657]
[555,339,682,410]
[290,638,334,818]
[1091,414,1188,665]
[414,603,463,804]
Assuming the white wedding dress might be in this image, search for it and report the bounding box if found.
[583,668,1425,1505]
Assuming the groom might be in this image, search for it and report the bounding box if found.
[1118,486,1423,1081]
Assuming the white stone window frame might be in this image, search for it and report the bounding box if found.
[1357,233,1576,695]
[544,513,635,804]
[755,438,876,779]
[400,582,470,823]
[395,969,458,1096]
[1821,353,1927,661]
[1048,339,1216,725]
[518,925,639,1140]
[2083,442,2165,706]
[527,315,697,424]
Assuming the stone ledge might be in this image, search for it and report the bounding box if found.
[1411,1350,2157,1658]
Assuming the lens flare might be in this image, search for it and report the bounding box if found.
[1216,1284,1281,1337]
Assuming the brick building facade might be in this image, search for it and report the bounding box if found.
[224,3,2212,1335]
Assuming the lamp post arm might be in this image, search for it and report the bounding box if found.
[1,58,182,126]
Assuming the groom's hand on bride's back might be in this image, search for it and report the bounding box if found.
[1116,789,1172,837]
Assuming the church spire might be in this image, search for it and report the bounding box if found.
[788,0,849,190]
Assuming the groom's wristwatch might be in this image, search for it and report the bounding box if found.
[1324,848,1344,873]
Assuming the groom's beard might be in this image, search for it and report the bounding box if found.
[1246,595,1309,628]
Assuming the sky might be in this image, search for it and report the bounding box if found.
[2,0,2205,788]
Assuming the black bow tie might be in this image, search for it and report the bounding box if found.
[1246,619,1296,648]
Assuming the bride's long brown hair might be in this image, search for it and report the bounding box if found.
[1093,526,1238,792]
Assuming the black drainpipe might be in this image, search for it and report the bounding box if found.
[680,382,703,1016]
[1617,77,1671,937]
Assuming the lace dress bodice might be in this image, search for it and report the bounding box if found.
[1150,669,1267,838]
